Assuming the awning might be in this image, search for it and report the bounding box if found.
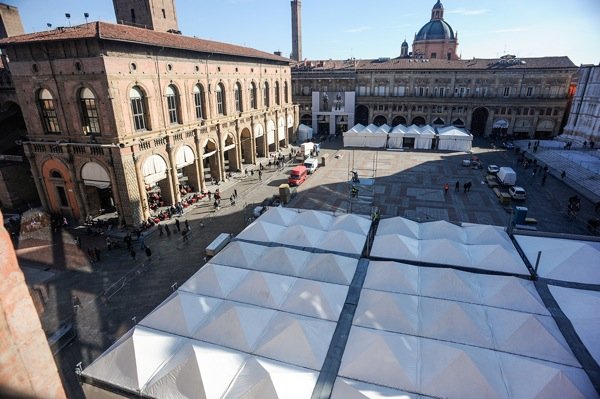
[223,143,236,152]
[81,162,110,189]
[175,145,195,168]
[493,119,509,128]
[203,150,217,159]
[142,155,168,185]
[254,124,264,138]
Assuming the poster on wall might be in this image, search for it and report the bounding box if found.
[312,91,355,113]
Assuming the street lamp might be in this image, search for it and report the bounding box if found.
[65,13,71,27]
[84,13,89,23]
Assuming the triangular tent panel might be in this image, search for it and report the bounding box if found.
[140,291,222,336]
[179,264,249,298]
[370,234,420,261]
[419,239,471,267]
[478,275,549,315]
[376,217,420,238]
[142,340,248,399]
[300,253,358,285]
[294,209,334,230]
[320,229,366,255]
[255,246,310,276]
[254,312,336,370]
[339,327,418,392]
[193,301,276,352]
[468,244,528,275]
[362,261,419,295]
[82,326,184,392]
[353,289,418,335]
[281,279,348,321]
[227,270,296,308]
[237,220,286,243]
[464,224,511,245]
[329,213,372,235]
[331,378,428,399]
[258,206,299,227]
[419,267,480,303]
[277,224,324,248]
[419,220,466,242]
[210,240,264,268]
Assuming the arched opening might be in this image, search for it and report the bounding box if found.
[223,133,239,173]
[79,87,100,134]
[492,119,509,139]
[411,116,426,126]
[215,83,226,115]
[240,127,253,165]
[130,85,150,131]
[432,117,445,127]
[202,139,220,182]
[471,107,489,136]
[373,115,387,127]
[81,162,115,215]
[513,118,532,140]
[193,84,206,120]
[355,105,369,126]
[452,118,465,127]
[175,145,199,193]
[392,116,407,127]
[254,123,266,158]
[142,154,171,209]
[300,114,312,127]
[267,119,276,152]
[165,84,181,124]
[42,160,79,220]
[277,116,286,147]
[317,114,330,136]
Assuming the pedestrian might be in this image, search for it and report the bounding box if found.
[444,183,449,195]
[207,190,212,200]
[184,219,190,231]
[145,247,152,258]
[139,234,146,250]
[528,141,532,149]
[182,228,188,242]
[175,219,181,232]
[541,173,547,186]
[234,189,238,198]
[165,224,171,237]
[532,168,537,177]
[251,170,254,176]
[130,249,136,260]
[455,181,460,192]
[260,163,264,170]
[230,195,236,206]
[94,247,101,261]
[214,199,220,210]
[467,181,472,192]
[561,170,566,179]
[158,224,163,236]
[464,182,468,193]
[258,170,262,181]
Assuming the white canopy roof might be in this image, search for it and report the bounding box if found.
[332,377,431,399]
[175,145,195,168]
[549,285,600,365]
[372,218,527,274]
[297,123,314,142]
[339,326,598,399]
[515,235,600,284]
[142,154,168,185]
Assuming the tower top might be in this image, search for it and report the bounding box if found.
[113,0,179,33]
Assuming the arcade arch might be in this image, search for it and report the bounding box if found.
[411,116,426,126]
[471,107,489,136]
[392,116,407,127]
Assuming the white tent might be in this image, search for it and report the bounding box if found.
[237,220,287,243]
[257,206,299,226]
[515,235,600,284]
[387,124,408,149]
[256,245,311,276]
[549,286,600,365]
[300,253,358,285]
[343,124,366,147]
[329,213,372,235]
[296,124,314,142]
[320,230,366,254]
[209,240,264,268]
[227,270,296,308]
[419,220,466,241]
[363,261,549,315]
[436,126,473,151]
[413,125,436,150]
[281,279,348,321]
[343,123,389,148]
[339,326,598,399]
[180,264,249,298]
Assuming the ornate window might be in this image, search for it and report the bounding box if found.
[193,84,205,120]
[215,83,226,115]
[38,89,60,134]
[234,82,243,112]
[79,87,100,134]
[130,86,148,131]
[249,82,257,109]
[275,81,280,105]
[263,81,270,107]
[166,85,180,124]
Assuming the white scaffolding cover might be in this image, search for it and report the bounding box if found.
[549,285,600,365]
[515,235,600,284]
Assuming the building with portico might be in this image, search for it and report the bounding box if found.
[0,0,297,225]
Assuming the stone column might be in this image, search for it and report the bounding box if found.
[0,211,67,399]
[24,146,49,210]
[64,151,85,222]
[216,124,226,182]
[193,132,205,193]
[166,140,181,203]
[132,153,149,221]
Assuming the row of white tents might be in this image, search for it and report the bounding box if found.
[81,208,600,399]
[343,123,473,151]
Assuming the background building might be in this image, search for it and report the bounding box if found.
[291,1,577,139]
[563,64,600,144]
[0,0,297,226]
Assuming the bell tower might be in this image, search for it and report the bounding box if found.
[291,0,302,61]
[113,0,179,33]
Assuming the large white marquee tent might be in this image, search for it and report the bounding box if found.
[82,209,600,399]
[436,126,473,151]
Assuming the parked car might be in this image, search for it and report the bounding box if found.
[487,165,500,174]
[509,186,527,200]
[502,141,515,149]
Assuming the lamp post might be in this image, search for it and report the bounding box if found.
[65,13,71,27]
[84,13,89,23]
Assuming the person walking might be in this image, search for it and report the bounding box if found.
[94,247,101,261]
[444,183,449,195]
[184,219,190,231]
[165,224,171,237]
[455,181,460,192]
[561,170,566,179]
[158,224,163,236]
[463,182,468,193]
[234,189,238,198]
[130,249,136,260]
[467,181,472,192]
[145,247,152,258]
[541,172,547,186]
[175,219,181,232]
[258,170,263,181]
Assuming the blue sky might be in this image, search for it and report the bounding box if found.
[5,0,600,65]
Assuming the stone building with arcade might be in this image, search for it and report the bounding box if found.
[0,0,297,225]
[291,0,578,139]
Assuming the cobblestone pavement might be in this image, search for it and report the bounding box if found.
[13,136,599,398]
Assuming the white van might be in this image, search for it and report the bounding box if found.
[497,167,517,186]
[303,158,319,174]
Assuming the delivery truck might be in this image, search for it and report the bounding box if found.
[497,167,517,186]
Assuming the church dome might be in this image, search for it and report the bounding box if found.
[415,20,455,41]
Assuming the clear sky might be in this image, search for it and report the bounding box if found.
[5,0,600,65]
